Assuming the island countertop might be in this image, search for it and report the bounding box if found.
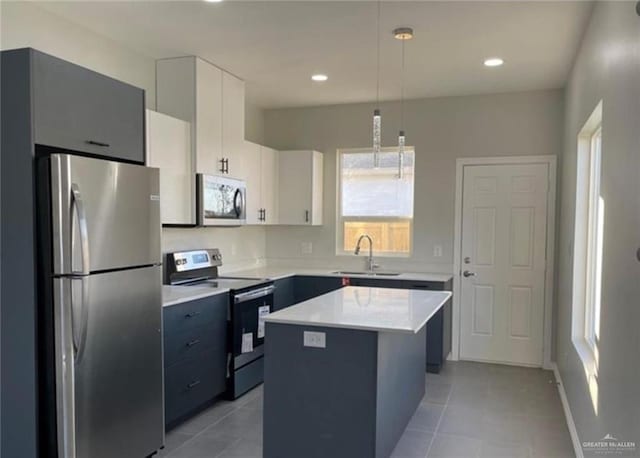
[265,286,451,334]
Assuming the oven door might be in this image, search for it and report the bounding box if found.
[231,284,275,369]
[197,174,246,226]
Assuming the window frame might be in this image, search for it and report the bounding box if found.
[584,126,602,351]
[335,147,415,258]
[571,100,603,407]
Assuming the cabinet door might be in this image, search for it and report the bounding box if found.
[261,146,279,224]
[294,276,343,303]
[195,59,223,175]
[310,151,323,225]
[243,141,262,225]
[278,151,313,225]
[222,72,245,177]
[146,110,194,225]
[32,50,144,163]
[273,277,296,311]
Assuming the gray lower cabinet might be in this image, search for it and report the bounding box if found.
[163,294,228,428]
[293,276,344,303]
[346,277,453,373]
[273,277,296,311]
[30,49,145,163]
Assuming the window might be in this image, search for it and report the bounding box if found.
[584,127,603,350]
[337,148,415,256]
[572,101,603,413]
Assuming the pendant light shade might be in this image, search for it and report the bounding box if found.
[373,1,382,167]
[394,27,412,179]
[397,130,405,178]
[373,109,381,166]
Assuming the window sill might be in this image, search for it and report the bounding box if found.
[573,337,597,377]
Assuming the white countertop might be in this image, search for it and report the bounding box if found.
[225,266,453,283]
[162,285,229,307]
[265,286,452,334]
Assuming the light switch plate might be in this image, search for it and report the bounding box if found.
[433,245,443,257]
[303,331,326,348]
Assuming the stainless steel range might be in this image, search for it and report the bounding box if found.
[165,249,274,399]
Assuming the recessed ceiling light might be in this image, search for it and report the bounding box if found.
[311,74,328,82]
[484,57,504,67]
[204,0,223,3]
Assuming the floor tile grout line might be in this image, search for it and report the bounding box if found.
[165,402,245,457]
[424,375,452,458]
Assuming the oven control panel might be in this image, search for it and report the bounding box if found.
[169,248,223,272]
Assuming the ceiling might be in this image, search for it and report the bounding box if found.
[34,1,594,109]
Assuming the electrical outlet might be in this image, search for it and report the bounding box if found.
[301,242,313,254]
[303,331,326,348]
[433,245,443,257]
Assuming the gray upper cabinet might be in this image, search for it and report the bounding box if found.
[31,50,145,163]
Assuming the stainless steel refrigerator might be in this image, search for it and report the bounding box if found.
[48,153,163,458]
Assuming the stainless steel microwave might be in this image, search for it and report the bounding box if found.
[196,174,246,226]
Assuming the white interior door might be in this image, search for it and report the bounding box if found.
[459,163,549,366]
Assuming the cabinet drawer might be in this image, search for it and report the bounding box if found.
[163,295,228,335]
[165,349,227,425]
[164,322,226,368]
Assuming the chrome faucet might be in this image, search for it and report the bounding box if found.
[354,234,378,272]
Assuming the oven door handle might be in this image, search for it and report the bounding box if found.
[234,285,275,304]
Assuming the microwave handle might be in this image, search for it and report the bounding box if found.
[233,188,244,217]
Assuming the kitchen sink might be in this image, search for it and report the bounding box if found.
[332,271,401,277]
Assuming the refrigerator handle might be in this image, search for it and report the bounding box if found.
[71,276,90,364]
[55,279,77,458]
[70,183,90,275]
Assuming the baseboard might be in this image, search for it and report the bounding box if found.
[552,362,584,458]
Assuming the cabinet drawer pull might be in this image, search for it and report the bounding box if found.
[186,380,201,390]
[185,311,201,318]
[86,140,110,147]
[186,339,201,347]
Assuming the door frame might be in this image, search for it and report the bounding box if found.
[452,155,557,369]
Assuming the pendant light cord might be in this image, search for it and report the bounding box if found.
[376,0,381,108]
[401,37,405,131]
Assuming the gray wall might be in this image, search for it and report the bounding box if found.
[263,89,564,273]
[556,2,640,452]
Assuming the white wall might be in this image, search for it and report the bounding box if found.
[0,1,156,107]
[556,2,640,452]
[263,89,564,273]
[245,101,266,145]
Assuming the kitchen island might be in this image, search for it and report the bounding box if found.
[263,286,451,458]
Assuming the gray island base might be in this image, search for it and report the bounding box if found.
[263,287,451,458]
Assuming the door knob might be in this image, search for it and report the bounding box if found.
[462,270,476,278]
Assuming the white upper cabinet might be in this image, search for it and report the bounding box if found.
[278,150,323,226]
[145,109,194,225]
[242,141,280,225]
[242,141,262,225]
[222,72,245,178]
[260,145,279,224]
[156,56,244,177]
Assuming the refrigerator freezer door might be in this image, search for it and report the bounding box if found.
[50,153,161,275]
[59,266,164,458]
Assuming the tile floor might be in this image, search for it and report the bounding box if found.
[159,361,574,458]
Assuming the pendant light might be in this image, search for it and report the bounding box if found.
[393,27,413,179]
[372,1,382,167]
